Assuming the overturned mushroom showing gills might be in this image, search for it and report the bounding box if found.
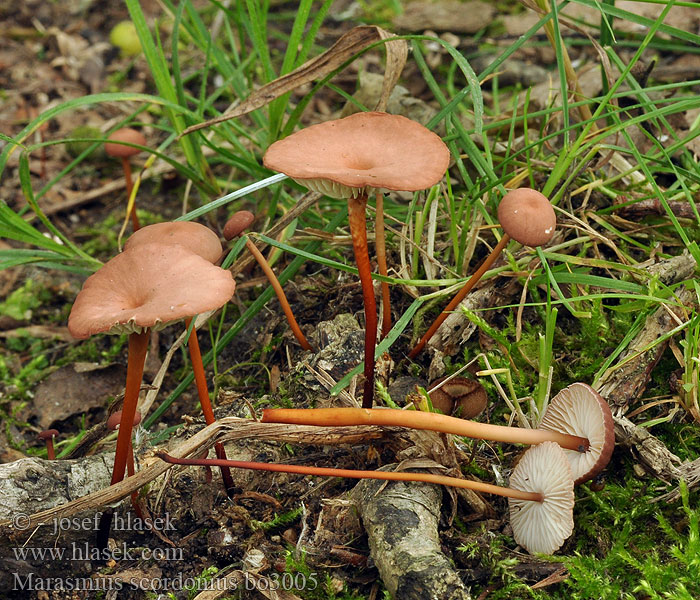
[68,242,236,543]
[262,407,589,452]
[539,382,615,484]
[156,452,543,501]
[264,111,450,408]
[409,187,556,359]
[104,128,147,231]
[223,211,313,351]
[509,441,575,554]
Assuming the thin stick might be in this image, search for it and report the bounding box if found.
[263,407,589,452]
[156,452,544,502]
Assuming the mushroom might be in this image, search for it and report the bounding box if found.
[157,440,575,554]
[124,221,239,493]
[156,450,543,502]
[261,407,589,452]
[428,376,487,419]
[538,383,614,484]
[124,221,222,264]
[223,211,312,351]
[263,112,450,408]
[409,188,556,359]
[68,242,236,543]
[509,441,575,554]
[104,128,147,230]
[37,429,59,460]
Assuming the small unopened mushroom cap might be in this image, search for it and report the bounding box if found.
[104,128,146,158]
[429,376,487,419]
[38,429,59,440]
[263,112,450,199]
[538,382,615,485]
[509,441,575,554]
[124,221,223,264]
[223,211,255,241]
[107,410,142,430]
[68,243,236,339]
[497,188,556,247]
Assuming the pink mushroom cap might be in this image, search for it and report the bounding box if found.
[263,111,450,199]
[68,243,236,339]
[124,221,223,264]
[104,128,146,158]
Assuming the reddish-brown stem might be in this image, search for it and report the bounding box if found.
[409,233,511,359]
[185,317,235,495]
[45,439,55,460]
[126,441,146,520]
[375,192,391,339]
[157,451,543,502]
[263,407,589,452]
[348,193,377,409]
[244,239,313,351]
[111,329,150,486]
[121,156,140,231]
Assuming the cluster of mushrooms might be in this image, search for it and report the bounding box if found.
[67,111,614,555]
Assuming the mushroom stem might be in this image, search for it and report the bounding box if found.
[347,192,378,409]
[409,233,511,359]
[185,317,235,495]
[375,192,392,339]
[38,430,59,460]
[120,156,140,231]
[156,451,544,502]
[111,329,150,486]
[243,239,313,351]
[262,407,589,452]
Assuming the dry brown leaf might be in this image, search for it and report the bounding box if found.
[181,26,407,136]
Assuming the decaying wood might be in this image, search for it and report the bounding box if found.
[427,276,520,379]
[591,251,700,496]
[0,419,384,531]
[352,470,472,600]
[596,287,693,416]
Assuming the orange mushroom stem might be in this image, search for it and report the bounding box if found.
[185,316,235,495]
[262,407,589,452]
[223,211,313,351]
[409,188,556,359]
[155,451,544,502]
[347,193,379,409]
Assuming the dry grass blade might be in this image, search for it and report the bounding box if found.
[181,26,408,136]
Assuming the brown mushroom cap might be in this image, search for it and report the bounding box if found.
[223,211,255,241]
[538,382,615,485]
[497,188,556,247]
[107,410,142,431]
[263,112,450,199]
[68,243,236,339]
[104,128,146,158]
[38,429,59,440]
[124,221,223,264]
[508,441,575,554]
[428,376,487,419]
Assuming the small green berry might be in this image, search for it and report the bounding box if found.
[110,21,142,57]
